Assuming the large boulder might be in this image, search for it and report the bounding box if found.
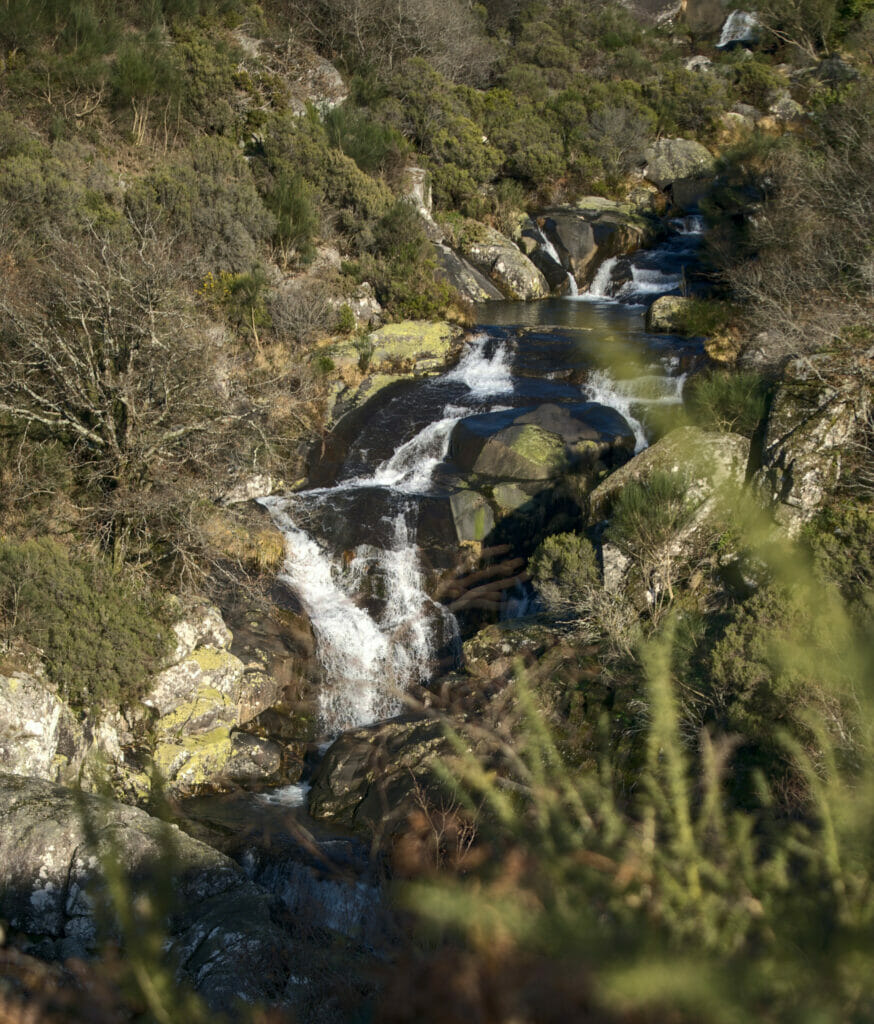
[643,138,716,206]
[145,606,285,793]
[308,716,458,835]
[450,403,635,483]
[367,320,464,374]
[459,225,549,300]
[589,425,751,524]
[526,200,660,288]
[646,294,693,332]
[0,774,293,1008]
[753,354,871,532]
[433,243,505,302]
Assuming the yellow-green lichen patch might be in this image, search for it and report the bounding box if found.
[154,686,236,740]
[153,726,234,788]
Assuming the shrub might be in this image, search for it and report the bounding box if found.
[324,104,408,177]
[529,532,599,613]
[0,538,173,716]
[265,170,318,266]
[685,370,769,437]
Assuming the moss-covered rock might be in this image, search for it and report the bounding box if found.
[646,295,693,333]
[367,320,462,374]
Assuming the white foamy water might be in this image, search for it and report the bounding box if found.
[446,332,513,395]
[258,782,312,807]
[578,256,620,300]
[717,9,758,47]
[263,503,447,732]
[670,214,706,235]
[532,226,579,296]
[345,404,467,493]
[585,370,687,453]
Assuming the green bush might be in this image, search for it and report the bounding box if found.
[324,104,408,177]
[0,539,173,716]
[685,370,769,437]
[529,532,599,613]
[266,169,318,266]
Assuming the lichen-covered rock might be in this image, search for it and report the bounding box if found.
[367,320,463,374]
[449,486,496,543]
[433,243,504,302]
[169,605,233,664]
[459,225,549,300]
[646,294,692,332]
[145,608,285,793]
[0,663,83,783]
[643,138,716,192]
[589,426,750,523]
[308,717,459,834]
[753,354,871,532]
[0,774,292,1007]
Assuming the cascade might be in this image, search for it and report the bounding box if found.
[717,10,759,48]
[260,221,704,736]
[532,226,579,296]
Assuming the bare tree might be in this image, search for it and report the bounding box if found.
[0,227,240,566]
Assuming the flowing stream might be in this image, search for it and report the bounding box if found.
[261,214,706,736]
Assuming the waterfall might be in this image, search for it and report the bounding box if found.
[717,10,759,48]
[263,502,452,733]
[346,406,467,493]
[585,370,687,453]
[445,332,514,395]
[581,257,620,299]
[532,227,579,296]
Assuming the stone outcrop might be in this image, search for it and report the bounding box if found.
[753,354,871,532]
[646,294,692,332]
[367,320,464,374]
[0,660,82,784]
[0,774,293,1008]
[308,716,459,833]
[523,199,661,290]
[451,402,635,484]
[459,225,549,300]
[146,606,285,793]
[433,243,504,302]
[643,138,716,207]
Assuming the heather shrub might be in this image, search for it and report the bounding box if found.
[685,369,769,437]
[529,532,600,613]
[0,539,173,715]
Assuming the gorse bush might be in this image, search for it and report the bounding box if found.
[0,538,173,715]
[529,531,599,613]
[685,369,770,437]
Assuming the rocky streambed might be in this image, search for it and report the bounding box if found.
[3,202,869,1017]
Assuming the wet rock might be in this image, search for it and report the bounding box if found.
[309,716,458,834]
[0,774,292,1008]
[753,354,871,532]
[450,403,635,483]
[222,732,283,784]
[449,486,496,544]
[459,225,549,300]
[683,0,727,34]
[433,244,504,302]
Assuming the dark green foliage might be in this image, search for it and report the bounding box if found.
[109,32,181,109]
[324,104,408,177]
[0,538,173,715]
[685,369,769,437]
[728,55,784,109]
[126,137,275,272]
[806,501,874,620]
[265,170,318,266]
[352,198,454,319]
[529,532,599,613]
[644,66,729,138]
